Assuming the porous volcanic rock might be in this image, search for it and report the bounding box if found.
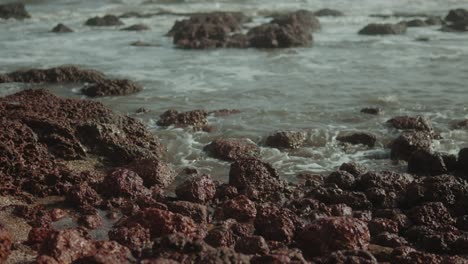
[265,130,307,149]
[81,79,143,97]
[390,131,432,161]
[175,174,216,204]
[0,223,11,263]
[337,132,377,147]
[157,109,208,130]
[204,138,259,161]
[387,116,433,132]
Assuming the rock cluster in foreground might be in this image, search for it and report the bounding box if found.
[1,90,468,263]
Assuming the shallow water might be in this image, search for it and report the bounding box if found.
[1,0,468,182]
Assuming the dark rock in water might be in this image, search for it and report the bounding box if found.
[0,3,30,20]
[387,116,433,132]
[457,148,468,177]
[51,23,73,33]
[339,162,368,177]
[265,130,307,149]
[175,174,216,204]
[441,20,468,32]
[85,15,124,26]
[361,107,382,115]
[451,119,468,129]
[168,12,248,49]
[0,223,11,263]
[270,10,321,32]
[407,150,448,176]
[81,79,142,97]
[337,132,377,147]
[204,138,259,161]
[445,8,468,23]
[314,8,344,17]
[298,217,370,257]
[225,33,250,48]
[358,23,407,35]
[121,24,150,31]
[405,19,428,27]
[157,109,208,130]
[1,65,106,84]
[0,89,164,196]
[425,16,444,26]
[247,23,313,48]
[390,131,432,161]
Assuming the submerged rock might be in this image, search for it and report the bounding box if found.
[247,23,312,48]
[121,24,150,31]
[358,23,407,35]
[361,107,382,115]
[85,15,124,26]
[314,8,344,17]
[204,138,259,161]
[0,65,106,84]
[404,19,428,27]
[265,130,307,149]
[157,109,208,130]
[0,2,30,20]
[387,116,433,132]
[81,79,142,97]
[445,8,468,23]
[51,23,73,33]
[337,132,377,147]
[270,9,321,32]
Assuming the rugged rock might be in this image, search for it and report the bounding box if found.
[339,162,368,177]
[390,131,432,161]
[254,205,296,243]
[316,250,378,264]
[0,3,30,20]
[78,213,103,229]
[114,207,200,239]
[407,150,448,176]
[39,228,95,264]
[408,202,454,227]
[168,201,208,224]
[101,168,149,198]
[314,8,344,17]
[74,241,134,263]
[387,116,433,132]
[457,148,468,176]
[270,10,321,32]
[0,223,11,263]
[51,23,73,33]
[204,138,259,161]
[325,170,356,190]
[298,217,370,257]
[358,23,407,35]
[336,132,377,147]
[265,131,307,149]
[81,79,142,97]
[247,23,313,48]
[445,8,468,23]
[229,158,284,200]
[128,158,175,188]
[167,12,246,36]
[0,65,106,84]
[157,109,208,130]
[222,195,257,222]
[235,236,269,255]
[405,19,427,27]
[175,174,216,204]
[66,182,102,209]
[85,15,124,26]
[121,24,150,31]
[368,218,399,235]
[108,224,151,254]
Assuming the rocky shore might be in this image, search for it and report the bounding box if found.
[1,2,468,264]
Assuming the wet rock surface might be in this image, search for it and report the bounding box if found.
[314,8,344,17]
[265,130,307,149]
[0,3,30,20]
[121,24,150,31]
[157,109,208,130]
[81,79,143,97]
[387,116,433,132]
[358,23,407,35]
[85,15,124,26]
[337,132,377,147]
[390,131,432,161]
[204,138,259,161]
[51,23,73,33]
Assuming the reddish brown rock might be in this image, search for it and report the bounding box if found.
[108,224,151,254]
[235,236,269,255]
[298,217,370,257]
[316,250,378,264]
[81,79,142,97]
[168,201,208,224]
[337,132,377,147]
[128,158,175,188]
[0,223,11,263]
[229,158,284,200]
[311,187,373,210]
[387,116,432,132]
[368,218,399,235]
[390,131,432,161]
[404,225,460,253]
[373,232,409,248]
[1,65,106,84]
[330,203,353,217]
[265,131,307,149]
[79,213,103,229]
[325,170,356,190]
[339,162,368,177]
[27,227,54,249]
[66,182,102,209]
[204,138,259,161]
[114,208,200,239]
[102,168,149,198]
[205,225,236,248]
[222,195,257,222]
[0,2,30,20]
[251,248,307,264]
[85,15,124,26]
[254,205,296,243]
[50,208,67,221]
[409,202,454,227]
[175,174,216,204]
[73,241,134,264]
[157,109,208,129]
[39,228,96,264]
